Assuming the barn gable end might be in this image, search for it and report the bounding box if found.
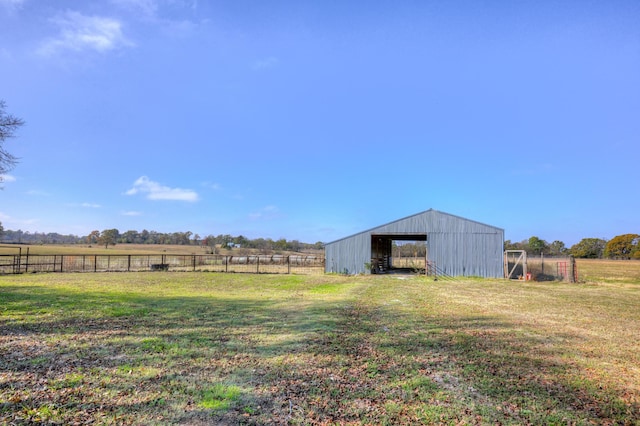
[324,209,504,277]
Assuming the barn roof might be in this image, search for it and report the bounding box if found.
[326,209,504,245]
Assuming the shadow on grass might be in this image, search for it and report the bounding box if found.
[1,282,638,425]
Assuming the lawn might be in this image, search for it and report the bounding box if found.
[1,270,639,425]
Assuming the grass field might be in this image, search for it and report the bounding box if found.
[1,263,639,424]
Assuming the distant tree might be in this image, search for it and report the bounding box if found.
[528,236,549,255]
[548,240,567,256]
[274,238,288,251]
[504,240,526,251]
[0,100,24,179]
[604,234,640,259]
[569,238,607,259]
[87,230,100,244]
[203,234,218,254]
[120,230,139,244]
[0,221,4,240]
[234,235,249,247]
[99,229,119,249]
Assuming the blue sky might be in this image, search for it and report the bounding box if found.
[1,0,638,246]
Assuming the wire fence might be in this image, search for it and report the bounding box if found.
[504,252,578,282]
[0,254,325,275]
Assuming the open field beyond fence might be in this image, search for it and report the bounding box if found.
[1,263,638,425]
[0,253,324,275]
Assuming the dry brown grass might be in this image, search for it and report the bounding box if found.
[2,270,639,424]
[577,258,640,283]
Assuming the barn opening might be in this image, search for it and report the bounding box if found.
[370,234,427,274]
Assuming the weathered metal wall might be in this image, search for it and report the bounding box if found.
[324,209,504,277]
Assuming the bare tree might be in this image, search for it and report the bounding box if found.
[0,100,24,179]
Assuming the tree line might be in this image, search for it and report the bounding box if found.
[1,223,637,259]
[506,234,640,259]
[0,226,324,252]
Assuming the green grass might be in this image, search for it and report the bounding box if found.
[1,271,639,424]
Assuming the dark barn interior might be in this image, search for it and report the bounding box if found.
[370,233,427,274]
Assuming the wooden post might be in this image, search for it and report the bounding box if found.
[128,255,131,272]
[287,255,291,274]
[569,256,577,283]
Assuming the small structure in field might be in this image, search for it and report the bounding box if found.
[324,209,504,277]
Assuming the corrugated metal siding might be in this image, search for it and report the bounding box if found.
[325,209,504,277]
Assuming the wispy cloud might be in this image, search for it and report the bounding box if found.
[81,202,101,208]
[0,0,25,12]
[252,56,278,70]
[38,11,133,56]
[249,205,281,220]
[26,189,50,196]
[111,0,199,37]
[0,174,16,183]
[110,0,158,20]
[125,176,199,202]
[0,211,38,228]
[122,210,142,216]
[202,181,221,191]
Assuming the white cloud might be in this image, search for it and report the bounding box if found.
[38,11,133,56]
[125,176,199,202]
[122,210,142,216]
[0,174,16,183]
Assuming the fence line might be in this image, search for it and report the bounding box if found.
[504,252,578,282]
[0,254,325,275]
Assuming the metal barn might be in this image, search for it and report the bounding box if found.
[324,209,504,277]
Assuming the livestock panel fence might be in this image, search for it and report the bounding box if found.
[504,251,578,282]
[0,254,325,275]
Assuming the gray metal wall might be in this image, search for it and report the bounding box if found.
[324,209,504,277]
